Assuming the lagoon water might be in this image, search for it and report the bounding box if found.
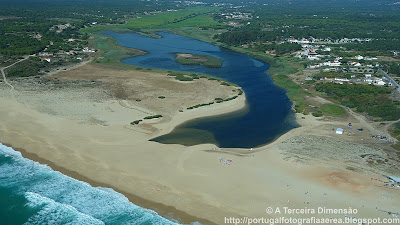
[105,31,297,148]
[0,32,298,225]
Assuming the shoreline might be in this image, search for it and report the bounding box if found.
[0,64,247,224]
[150,93,247,140]
[4,142,216,225]
[2,31,398,225]
[1,88,399,224]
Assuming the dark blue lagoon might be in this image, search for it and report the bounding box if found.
[104,31,298,148]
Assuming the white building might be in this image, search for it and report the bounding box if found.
[82,47,96,53]
[324,61,341,67]
[41,58,51,63]
[354,55,364,60]
[365,78,373,84]
[374,80,386,86]
[307,55,319,60]
[350,62,362,67]
[323,47,331,51]
[334,78,349,82]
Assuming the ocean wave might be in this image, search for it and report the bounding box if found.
[0,143,22,158]
[0,142,180,225]
[96,187,130,202]
[24,192,105,225]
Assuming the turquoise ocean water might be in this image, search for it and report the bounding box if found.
[0,143,197,225]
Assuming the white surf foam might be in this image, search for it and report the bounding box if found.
[0,142,180,225]
[0,142,22,158]
[24,192,105,225]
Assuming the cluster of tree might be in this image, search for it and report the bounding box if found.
[254,42,301,55]
[382,62,400,75]
[214,29,279,45]
[214,1,400,53]
[341,40,400,53]
[330,50,382,58]
[0,0,179,23]
[315,83,399,121]
[0,33,47,55]
[5,57,49,77]
[0,17,90,56]
[312,72,353,80]
[0,0,198,57]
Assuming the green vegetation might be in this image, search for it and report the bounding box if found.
[130,114,163,125]
[341,40,400,55]
[130,120,142,125]
[6,57,48,77]
[167,72,194,81]
[0,0,174,23]
[382,62,400,75]
[260,43,302,55]
[168,27,223,44]
[220,82,231,86]
[124,7,216,29]
[2,0,399,133]
[273,74,309,113]
[154,14,224,30]
[390,122,400,151]
[215,95,238,103]
[81,6,219,33]
[316,83,399,121]
[319,104,346,116]
[166,71,237,87]
[143,115,163,120]
[312,110,324,117]
[158,96,166,99]
[391,122,400,137]
[0,17,88,56]
[213,1,400,55]
[187,102,214,110]
[186,94,239,110]
[313,72,352,80]
[91,34,145,67]
[392,143,400,151]
[174,53,222,68]
[203,43,307,113]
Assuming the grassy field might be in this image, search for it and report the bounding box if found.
[166,27,223,44]
[81,6,219,33]
[272,74,309,113]
[174,53,222,68]
[126,7,216,28]
[90,34,145,69]
[154,15,223,29]
[320,104,347,116]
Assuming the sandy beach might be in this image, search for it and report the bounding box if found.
[1,62,399,224]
